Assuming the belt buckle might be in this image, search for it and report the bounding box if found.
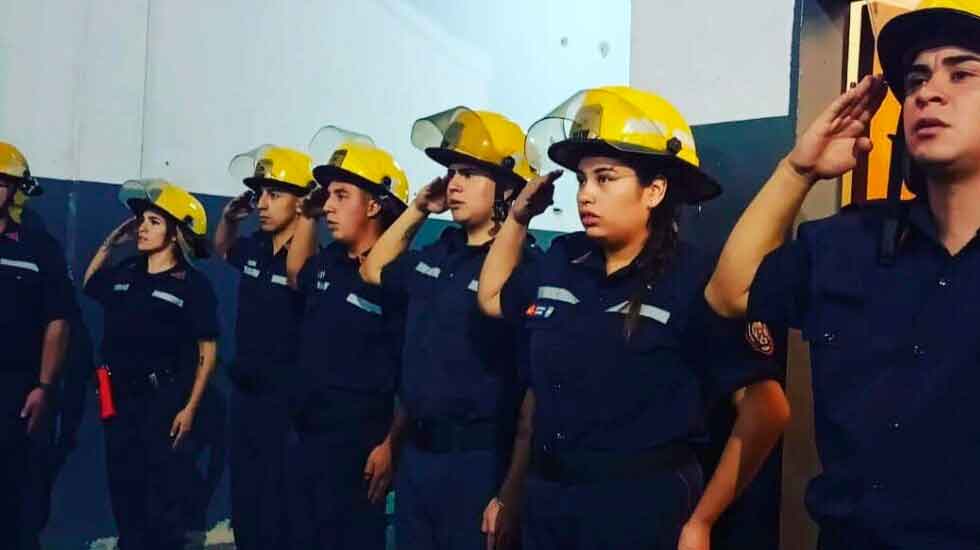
[148,372,159,390]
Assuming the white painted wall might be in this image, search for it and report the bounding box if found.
[0,0,148,185]
[630,0,796,126]
[0,0,796,233]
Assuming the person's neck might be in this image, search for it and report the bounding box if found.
[346,224,383,260]
[272,220,298,254]
[602,232,647,276]
[927,168,980,255]
[464,218,495,247]
[147,247,179,274]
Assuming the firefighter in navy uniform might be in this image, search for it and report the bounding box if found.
[11,187,98,549]
[706,2,980,548]
[360,109,539,550]
[0,143,74,550]
[83,179,219,550]
[284,126,410,550]
[216,145,314,549]
[477,86,789,550]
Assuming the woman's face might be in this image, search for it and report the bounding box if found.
[446,163,497,229]
[136,208,175,254]
[575,156,666,248]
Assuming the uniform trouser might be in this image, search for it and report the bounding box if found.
[395,443,505,550]
[288,432,388,550]
[522,460,703,550]
[0,372,46,550]
[817,521,980,550]
[229,387,290,550]
[104,377,197,550]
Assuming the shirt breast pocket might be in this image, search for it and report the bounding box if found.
[0,266,42,325]
[619,307,678,353]
[806,283,873,418]
[147,289,188,329]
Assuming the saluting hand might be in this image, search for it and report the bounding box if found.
[298,185,328,219]
[789,74,889,181]
[170,406,195,450]
[363,440,394,504]
[20,387,49,434]
[104,217,138,249]
[223,191,255,222]
[412,175,451,215]
[511,170,563,226]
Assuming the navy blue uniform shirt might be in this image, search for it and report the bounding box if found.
[226,232,304,389]
[85,256,219,377]
[500,232,778,455]
[0,222,76,374]
[381,226,539,424]
[295,241,404,403]
[749,200,980,543]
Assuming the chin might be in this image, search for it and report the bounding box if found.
[910,140,965,164]
[327,227,347,243]
[583,225,606,239]
[261,220,284,233]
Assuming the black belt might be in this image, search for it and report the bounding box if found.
[409,418,509,454]
[531,443,695,485]
[111,368,184,394]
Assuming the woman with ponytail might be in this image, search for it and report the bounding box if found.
[477,86,790,550]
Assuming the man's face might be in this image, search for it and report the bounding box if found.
[903,45,980,177]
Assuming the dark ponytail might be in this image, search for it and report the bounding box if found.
[623,160,682,340]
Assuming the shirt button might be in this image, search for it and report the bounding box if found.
[555,432,566,441]
[870,481,884,491]
[542,443,552,453]
[552,383,562,392]
[938,277,950,287]
[889,421,901,431]
[448,273,455,279]
[822,332,838,345]
[912,344,926,358]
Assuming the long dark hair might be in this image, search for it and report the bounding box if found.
[622,158,682,339]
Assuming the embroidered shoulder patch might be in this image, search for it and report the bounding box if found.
[745,321,775,357]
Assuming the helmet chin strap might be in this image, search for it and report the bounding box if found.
[879,114,913,267]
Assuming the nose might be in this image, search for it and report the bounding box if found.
[911,75,947,110]
[446,173,465,194]
[577,178,596,207]
[256,190,271,209]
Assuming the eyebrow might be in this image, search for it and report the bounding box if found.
[592,166,619,175]
[910,55,980,73]
[944,54,980,66]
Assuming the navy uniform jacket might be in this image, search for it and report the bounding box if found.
[85,256,219,379]
[749,200,980,545]
[226,232,304,391]
[500,232,778,455]
[0,222,76,375]
[381,226,539,425]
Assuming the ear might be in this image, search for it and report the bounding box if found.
[366,198,382,219]
[643,176,668,210]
